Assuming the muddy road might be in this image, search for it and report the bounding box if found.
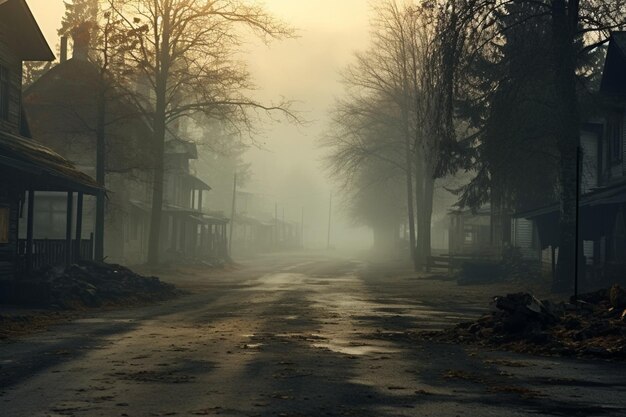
[2,253,626,416]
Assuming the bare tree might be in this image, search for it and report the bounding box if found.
[322,92,407,257]
[337,1,421,268]
[329,1,474,269]
[108,0,295,265]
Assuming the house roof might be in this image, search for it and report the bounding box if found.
[0,130,101,194]
[449,205,491,217]
[185,173,211,191]
[514,179,626,220]
[23,58,156,172]
[0,0,54,61]
[130,200,229,224]
[165,132,198,159]
[600,32,626,96]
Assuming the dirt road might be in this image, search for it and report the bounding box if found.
[2,253,626,416]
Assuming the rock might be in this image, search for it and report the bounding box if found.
[563,317,581,330]
[468,323,482,334]
[577,288,608,305]
[584,346,611,357]
[610,285,626,309]
[434,286,626,360]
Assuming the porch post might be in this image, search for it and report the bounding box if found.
[180,217,187,255]
[223,224,227,257]
[198,190,203,212]
[65,192,73,267]
[551,245,556,281]
[75,192,84,262]
[25,190,35,274]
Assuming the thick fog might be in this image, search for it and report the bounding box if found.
[28,0,375,252]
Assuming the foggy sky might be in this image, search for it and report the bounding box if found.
[27,0,374,249]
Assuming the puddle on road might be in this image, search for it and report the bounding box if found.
[313,338,400,356]
[241,343,263,349]
[244,272,308,291]
[74,318,135,324]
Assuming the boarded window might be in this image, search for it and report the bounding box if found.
[0,206,9,244]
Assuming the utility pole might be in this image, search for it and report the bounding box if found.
[301,206,304,248]
[94,77,106,262]
[327,192,332,250]
[274,202,278,248]
[229,173,237,255]
[574,146,581,301]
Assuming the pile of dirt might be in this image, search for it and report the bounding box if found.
[41,261,179,309]
[426,285,626,359]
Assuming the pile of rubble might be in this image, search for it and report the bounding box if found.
[41,261,178,309]
[429,285,626,359]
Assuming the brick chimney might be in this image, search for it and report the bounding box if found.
[71,23,92,61]
[60,36,68,63]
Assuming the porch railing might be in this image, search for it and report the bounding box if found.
[17,234,94,272]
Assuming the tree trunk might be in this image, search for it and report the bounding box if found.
[94,83,106,261]
[415,156,434,270]
[552,0,580,292]
[414,153,424,267]
[147,76,167,266]
[403,111,418,270]
[147,13,171,266]
[421,174,435,266]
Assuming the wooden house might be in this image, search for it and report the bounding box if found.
[22,34,228,265]
[515,32,626,285]
[22,38,156,265]
[160,133,228,262]
[0,0,100,292]
[448,207,495,257]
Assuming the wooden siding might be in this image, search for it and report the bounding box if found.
[512,218,540,259]
[581,130,599,193]
[622,110,626,177]
[0,183,19,280]
[0,20,22,134]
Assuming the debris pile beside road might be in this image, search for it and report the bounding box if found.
[426,285,626,359]
[0,312,72,340]
[42,261,178,309]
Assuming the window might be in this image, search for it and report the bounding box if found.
[0,206,9,244]
[0,65,9,121]
[33,198,67,238]
[463,226,474,244]
[130,211,140,241]
[607,112,623,164]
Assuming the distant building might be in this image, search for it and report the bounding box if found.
[158,133,228,262]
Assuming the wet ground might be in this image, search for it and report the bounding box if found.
[2,253,626,416]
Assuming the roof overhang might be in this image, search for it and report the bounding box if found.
[514,181,626,219]
[185,173,211,191]
[600,32,626,97]
[0,130,101,194]
[0,0,55,61]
